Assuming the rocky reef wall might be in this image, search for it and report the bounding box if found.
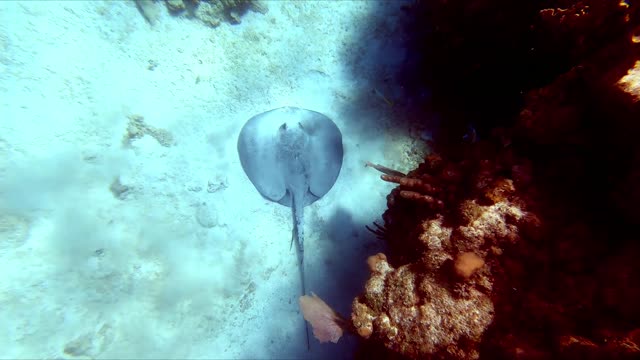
[352,1,640,358]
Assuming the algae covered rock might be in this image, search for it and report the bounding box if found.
[135,0,161,25]
[134,0,268,27]
[123,114,175,148]
[166,0,186,13]
[194,0,268,27]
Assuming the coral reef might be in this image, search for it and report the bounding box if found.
[134,0,268,27]
[356,133,640,358]
[354,140,541,359]
[352,251,494,359]
[166,0,186,13]
[352,0,640,359]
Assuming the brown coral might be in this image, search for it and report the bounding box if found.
[352,253,494,359]
[380,174,444,209]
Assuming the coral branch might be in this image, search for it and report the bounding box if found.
[365,221,389,240]
[398,190,444,208]
[365,161,406,177]
[381,174,441,194]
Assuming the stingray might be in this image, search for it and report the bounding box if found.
[237,106,343,346]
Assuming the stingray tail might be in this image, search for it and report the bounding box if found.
[292,194,310,350]
[291,193,306,294]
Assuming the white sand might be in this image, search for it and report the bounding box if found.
[0,1,418,358]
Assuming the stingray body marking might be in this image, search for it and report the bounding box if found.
[237,106,343,347]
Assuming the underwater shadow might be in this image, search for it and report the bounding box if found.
[335,1,432,140]
[304,206,386,359]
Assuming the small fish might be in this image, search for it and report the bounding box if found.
[462,123,478,144]
[372,88,394,107]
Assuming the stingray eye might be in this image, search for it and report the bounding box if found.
[280,123,287,131]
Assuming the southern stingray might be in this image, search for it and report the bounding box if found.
[237,106,343,347]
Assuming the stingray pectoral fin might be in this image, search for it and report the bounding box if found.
[238,106,343,203]
[304,115,344,198]
[245,157,286,201]
[253,163,287,201]
[237,124,287,201]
